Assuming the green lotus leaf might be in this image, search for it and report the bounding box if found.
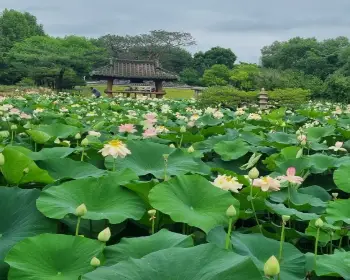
[107,141,210,179]
[325,199,350,224]
[36,158,106,180]
[26,130,51,144]
[0,187,55,278]
[193,129,239,152]
[29,147,75,160]
[5,234,104,280]
[267,132,297,145]
[316,250,350,279]
[305,220,342,243]
[334,164,350,193]
[36,172,145,224]
[265,200,319,220]
[83,244,262,280]
[149,175,240,233]
[308,154,338,174]
[306,126,334,142]
[35,123,80,138]
[2,146,53,185]
[214,139,250,161]
[104,229,193,265]
[207,228,306,280]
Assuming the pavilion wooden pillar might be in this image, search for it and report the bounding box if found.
[106,78,113,98]
[155,80,164,98]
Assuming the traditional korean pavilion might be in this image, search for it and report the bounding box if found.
[90,59,178,98]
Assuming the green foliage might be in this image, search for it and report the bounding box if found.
[201,64,231,86]
[268,88,311,107]
[323,72,350,102]
[179,67,202,85]
[230,63,260,90]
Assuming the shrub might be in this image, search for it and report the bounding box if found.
[197,86,257,108]
[16,77,36,87]
[197,86,310,108]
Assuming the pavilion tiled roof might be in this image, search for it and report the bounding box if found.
[90,59,179,81]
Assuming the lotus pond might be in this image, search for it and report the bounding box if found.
[0,92,349,279]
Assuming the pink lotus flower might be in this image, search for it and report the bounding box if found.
[144,113,157,124]
[19,112,32,119]
[277,167,304,185]
[329,142,347,152]
[119,124,137,134]
[142,127,157,138]
[253,176,281,192]
[9,108,20,115]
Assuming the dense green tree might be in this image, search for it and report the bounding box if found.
[201,64,231,86]
[179,68,202,86]
[323,72,350,102]
[192,47,237,74]
[7,36,106,89]
[261,37,350,80]
[0,9,45,84]
[230,63,260,91]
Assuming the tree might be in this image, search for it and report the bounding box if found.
[260,37,350,80]
[0,9,45,84]
[192,47,237,74]
[323,72,350,102]
[179,68,202,86]
[230,63,260,91]
[7,36,106,89]
[201,64,231,86]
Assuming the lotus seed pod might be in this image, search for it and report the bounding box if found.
[187,146,195,153]
[54,138,61,144]
[226,205,237,218]
[331,193,338,199]
[81,138,89,146]
[0,153,5,166]
[98,227,111,242]
[148,209,157,217]
[75,133,81,140]
[169,144,175,148]
[10,124,17,130]
[90,257,100,267]
[23,167,29,174]
[248,167,259,179]
[282,215,290,223]
[315,218,324,228]
[180,126,186,133]
[75,203,87,217]
[264,256,280,277]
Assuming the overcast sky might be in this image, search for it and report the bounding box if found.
[2,0,350,63]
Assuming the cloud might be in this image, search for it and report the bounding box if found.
[1,0,350,63]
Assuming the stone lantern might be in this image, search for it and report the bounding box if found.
[259,88,268,109]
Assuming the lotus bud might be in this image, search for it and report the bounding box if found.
[90,257,100,267]
[54,138,61,144]
[23,167,29,174]
[0,153,5,166]
[81,138,89,146]
[169,144,175,148]
[148,209,157,217]
[75,203,87,217]
[61,140,70,147]
[315,218,324,228]
[0,131,10,138]
[98,227,111,242]
[10,124,17,130]
[226,205,237,218]
[187,146,195,153]
[331,193,338,199]
[264,256,280,277]
[282,215,290,223]
[180,126,186,133]
[248,167,259,179]
[75,133,81,140]
[23,122,31,129]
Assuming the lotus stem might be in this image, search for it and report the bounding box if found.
[75,217,81,236]
[250,184,262,234]
[80,148,85,161]
[279,220,286,261]
[112,158,116,172]
[338,236,343,249]
[179,133,184,148]
[151,218,155,235]
[225,217,233,250]
[314,227,320,269]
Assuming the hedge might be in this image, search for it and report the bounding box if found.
[197,86,310,108]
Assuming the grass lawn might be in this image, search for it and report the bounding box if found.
[84,85,194,99]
